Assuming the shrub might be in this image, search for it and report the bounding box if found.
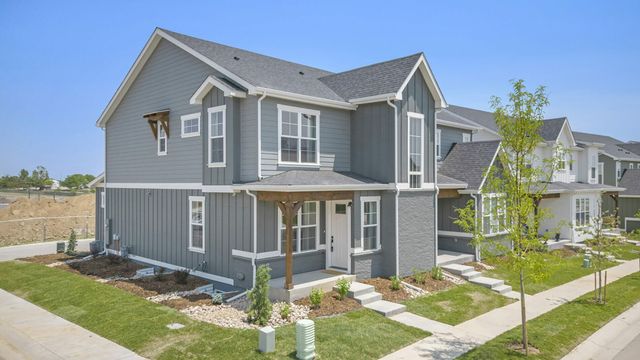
[280,303,291,320]
[335,278,351,300]
[248,265,272,325]
[174,269,190,284]
[65,229,77,256]
[390,276,401,291]
[431,266,443,281]
[413,268,427,284]
[309,288,323,309]
[211,293,223,305]
[155,267,166,281]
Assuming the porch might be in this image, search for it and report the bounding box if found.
[269,270,356,302]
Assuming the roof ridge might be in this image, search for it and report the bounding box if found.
[319,52,423,80]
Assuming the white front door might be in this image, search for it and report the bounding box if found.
[328,201,350,270]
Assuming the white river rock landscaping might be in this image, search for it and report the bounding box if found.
[181,301,309,329]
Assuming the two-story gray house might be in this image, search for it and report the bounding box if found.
[93,28,446,297]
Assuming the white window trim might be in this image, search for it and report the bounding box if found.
[574,197,591,228]
[277,104,321,166]
[277,201,321,255]
[462,132,471,143]
[598,162,604,184]
[630,163,635,169]
[356,196,381,253]
[407,112,425,189]
[207,105,226,168]
[482,193,507,235]
[188,196,205,253]
[157,124,167,156]
[436,128,442,160]
[100,191,105,209]
[180,112,201,138]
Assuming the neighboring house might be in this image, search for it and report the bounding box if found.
[436,107,622,251]
[573,132,640,229]
[94,28,446,297]
[617,169,640,232]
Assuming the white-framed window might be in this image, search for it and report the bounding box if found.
[557,149,566,170]
[278,104,320,166]
[482,193,506,235]
[408,112,424,188]
[436,128,442,160]
[278,202,319,254]
[616,162,622,180]
[100,191,105,209]
[188,196,205,253]
[598,162,604,184]
[358,196,380,251]
[575,198,590,228]
[462,133,471,143]
[181,112,201,138]
[157,124,167,156]
[630,163,635,169]
[208,105,226,167]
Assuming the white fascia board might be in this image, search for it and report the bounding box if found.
[438,230,473,238]
[477,144,502,191]
[87,173,105,188]
[458,189,480,194]
[437,183,468,189]
[621,195,640,198]
[349,93,399,105]
[396,54,447,109]
[252,87,357,110]
[436,118,482,132]
[190,75,246,105]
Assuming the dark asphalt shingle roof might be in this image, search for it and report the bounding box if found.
[619,169,640,195]
[447,105,498,133]
[244,170,383,187]
[437,173,468,188]
[573,131,640,161]
[539,118,567,141]
[618,143,640,157]
[318,53,422,100]
[438,140,501,190]
[436,109,481,129]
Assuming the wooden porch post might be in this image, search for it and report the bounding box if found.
[277,201,303,290]
[609,193,620,228]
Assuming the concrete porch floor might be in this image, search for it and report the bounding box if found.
[437,250,474,266]
[269,270,356,302]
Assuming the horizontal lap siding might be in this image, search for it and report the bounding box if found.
[106,39,220,183]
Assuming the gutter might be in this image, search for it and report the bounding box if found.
[257,91,267,179]
[245,190,258,288]
[387,97,400,277]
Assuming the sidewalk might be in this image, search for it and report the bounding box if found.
[0,289,144,360]
[562,301,640,360]
[383,260,639,359]
[0,239,92,261]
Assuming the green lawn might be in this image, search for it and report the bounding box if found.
[403,283,514,325]
[615,242,640,260]
[625,231,640,241]
[484,251,616,295]
[0,261,427,359]
[459,271,640,359]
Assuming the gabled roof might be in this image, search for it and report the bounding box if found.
[436,109,482,131]
[539,118,567,142]
[87,173,104,188]
[618,143,640,157]
[97,28,447,127]
[573,131,640,161]
[619,169,640,196]
[438,140,501,191]
[446,105,499,134]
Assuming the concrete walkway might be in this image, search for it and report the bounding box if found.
[0,289,144,360]
[0,239,92,261]
[383,260,639,359]
[562,301,640,360]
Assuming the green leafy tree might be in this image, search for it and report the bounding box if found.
[30,165,49,189]
[248,264,272,326]
[455,79,557,355]
[583,203,620,304]
[61,174,95,189]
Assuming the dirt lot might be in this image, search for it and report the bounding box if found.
[0,193,95,247]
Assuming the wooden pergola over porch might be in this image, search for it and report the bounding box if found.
[256,190,354,290]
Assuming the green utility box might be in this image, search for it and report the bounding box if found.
[582,255,591,268]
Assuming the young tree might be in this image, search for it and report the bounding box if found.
[583,202,619,304]
[455,79,557,355]
[66,229,77,256]
[247,264,272,326]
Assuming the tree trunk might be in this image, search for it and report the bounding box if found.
[519,269,528,355]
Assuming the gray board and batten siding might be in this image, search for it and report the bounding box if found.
[439,125,472,161]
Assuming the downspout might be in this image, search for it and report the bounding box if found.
[470,193,480,261]
[434,112,439,268]
[245,190,258,288]
[103,127,108,254]
[257,91,267,179]
[387,97,400,277]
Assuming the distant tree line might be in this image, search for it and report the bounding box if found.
[0,166,95,190]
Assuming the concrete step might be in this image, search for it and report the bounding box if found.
[345,282,375,298]
[354,292,383,305]
[441,263,474,276]
[493,284,512,295]
[461,270,482,280]
[470,276,504,290]
[364,300,406,317]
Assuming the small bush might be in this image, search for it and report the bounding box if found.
[211,293,223,305]
[431,266,443,281]
[413,268,427,284]
[65,229,77,256]
[155,267,166,281]
[248,265,272,326]
[309,288,323,309]
[280,303,291,320]
[335,278,351,300]
[390,276,401,291]
[174,269,190,284]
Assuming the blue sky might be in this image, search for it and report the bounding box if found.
[1,0,638,179]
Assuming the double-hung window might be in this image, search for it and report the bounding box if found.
[279,202,319,254]
[598,162,604,184]
[278,105,320,165]
[208,105,226,167]
[462,133,471,143]
[181,113,200,138]
[483,194,506,235]
[557,149,566,171]
[189,196,205,253]
[359,197,380,251]
[575,198,590,227]
[436,129,442,160]
[631,164,635,170]
[157,125,167,156]
[408,112,424,188]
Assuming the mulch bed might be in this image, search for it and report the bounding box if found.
[18,252,89,265]
[110,274,209,298]
[403,275,454,292]
[361,278,412,302]
[60,255,146,279]
[295,290,361,318]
